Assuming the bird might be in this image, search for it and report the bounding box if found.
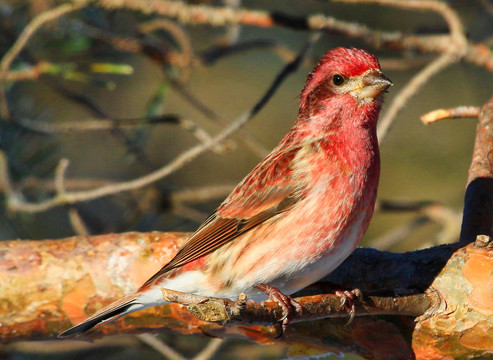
[59,47,392,337]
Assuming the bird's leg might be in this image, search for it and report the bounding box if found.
[256,284,302,334]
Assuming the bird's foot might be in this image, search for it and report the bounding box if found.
[256,284,302,336]
[334,288,363,325]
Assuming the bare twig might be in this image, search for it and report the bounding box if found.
[371,201,462,249]
[54,158,69,196]
[3,35,318,213]
[171,184,234,204]
[372,0,467,140]
[2,61,54,82]
[16,115,233,154]
[139,18,194,81]
[191,338,225,360]
[173,204,209,223]
[67,207,90,236]
[88,0,492,71]
[137,334,187,360]
[337,0,467,52]
[370,216,430,250]
[0,2,85,118]
[421,106,480,124]
[168,78,271,158]
[378,53,457,141]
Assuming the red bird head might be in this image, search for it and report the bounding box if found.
[298,47,392,130]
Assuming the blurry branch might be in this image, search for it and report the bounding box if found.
[339,0,467,50]
[2,0,481,147]
[72,18,271,157]
[372,200,462,249]
[171,184,234,205]
[0,2,84,118]
[374,0,467,140]
[2,61,54,81]
[421,106,481,124]
[377,52,457,141]
[67,207,90,236]
[88,0,492,70]
[167,78,271,158]
[16,115,233,154]
[217,0,242,47]
[370,216,430,250]
[199,39,299,65]
[137,334,187,360]
[190,338,224,360]
[139,18,194,81]
[0,36,318,214]
[137,334,224,360]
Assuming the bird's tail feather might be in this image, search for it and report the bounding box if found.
[58,292,143,338]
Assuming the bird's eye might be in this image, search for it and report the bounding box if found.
[332,74,345,86]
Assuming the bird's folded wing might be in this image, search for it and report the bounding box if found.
[141,145,305,288]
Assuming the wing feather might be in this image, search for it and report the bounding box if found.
[141,143,305,288]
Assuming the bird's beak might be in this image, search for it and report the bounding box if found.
[358,70,393,100]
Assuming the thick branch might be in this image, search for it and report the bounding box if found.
[460,95,493,244]
[0,232,492,359]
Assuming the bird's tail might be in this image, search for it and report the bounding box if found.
[58,292,150,338]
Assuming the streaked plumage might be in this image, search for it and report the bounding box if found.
[59,47,391,337]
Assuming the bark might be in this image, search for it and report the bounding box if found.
[0,97,492,359]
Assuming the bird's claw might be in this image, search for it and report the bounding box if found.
[335,288,362,325]
[256,284,302,336]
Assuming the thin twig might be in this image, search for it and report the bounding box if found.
[68,207,91,236]
[377,53,457,141]
[171,184,234,204]
[421,106,480,124]
[173,204,209,223]
[0,2,85,118]
[191,338,225,360]
[370,217,430,250]
[2,62,54,82]
[16,115,233,154]
[4,34,319,213]
[137,334,187,360]
[168,77,271,158]
[371,0,467,140]
[54,158,69,196]
[337,0,467,53]
[139,18,194,81]
[89,0,492,71]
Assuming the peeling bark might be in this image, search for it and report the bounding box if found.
[0,232,492,359]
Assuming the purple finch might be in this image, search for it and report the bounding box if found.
[60,47,391,337]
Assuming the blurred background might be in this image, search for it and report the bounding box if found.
[0,0,492,359]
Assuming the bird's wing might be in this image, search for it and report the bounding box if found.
[141,144,306,288]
